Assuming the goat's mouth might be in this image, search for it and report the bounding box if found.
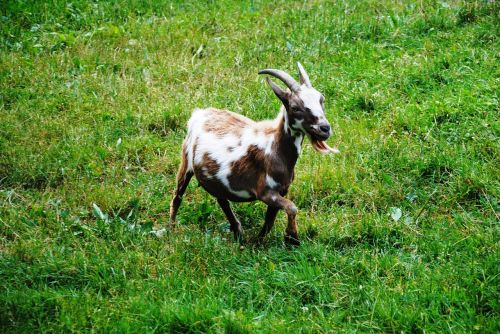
[311,139,340,154]
[308,132,340,154]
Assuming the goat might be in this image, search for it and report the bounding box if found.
[169,63,339,245]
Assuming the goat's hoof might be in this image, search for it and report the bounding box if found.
[231,225,244,240]
[233,230,244,243]
[255,235,266,244]
[284,234,300,246]
[234,233,244,244]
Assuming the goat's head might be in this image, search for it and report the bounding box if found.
[259,63,339,154]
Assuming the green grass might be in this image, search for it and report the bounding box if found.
[0,0,498,332]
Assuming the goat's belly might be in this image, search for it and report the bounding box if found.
[193,168,257,202]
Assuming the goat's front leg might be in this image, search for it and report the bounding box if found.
[260,191,300,245]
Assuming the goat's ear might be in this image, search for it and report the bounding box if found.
[297,62,311,87]
[266,77,289,105]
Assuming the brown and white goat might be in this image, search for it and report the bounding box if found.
[169,63,338,245]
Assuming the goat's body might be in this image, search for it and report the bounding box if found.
[183,108,301,202]
[170,107,303,243]
[169,64,336,245]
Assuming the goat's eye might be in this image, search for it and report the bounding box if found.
[292,108,302,114]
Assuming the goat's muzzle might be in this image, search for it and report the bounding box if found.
[307,122,331,141]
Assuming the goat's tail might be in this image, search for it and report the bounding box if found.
[183,109,204,172]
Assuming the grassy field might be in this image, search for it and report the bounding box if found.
[1,0,498,332]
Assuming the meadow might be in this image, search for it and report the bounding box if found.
[0,0,498,332]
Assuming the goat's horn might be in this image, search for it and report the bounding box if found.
[258,69,300,93]
[297,62,311,87]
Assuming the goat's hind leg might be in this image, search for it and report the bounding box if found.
[217,198,243,241]
[169,149,193,226]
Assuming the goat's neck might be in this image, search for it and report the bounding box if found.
[273,109,303,172]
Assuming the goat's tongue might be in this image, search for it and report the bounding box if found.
[311,139,340,154]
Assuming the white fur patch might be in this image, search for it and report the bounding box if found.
[266,175,279,189]
[291,118,304,132]
[202,167,212,179]
[232,189,252,198]
[298,87,324,119]
[294,135,303,154]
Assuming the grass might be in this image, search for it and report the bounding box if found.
[0,0,498,332]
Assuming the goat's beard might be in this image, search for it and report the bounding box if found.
[311,138,340,154]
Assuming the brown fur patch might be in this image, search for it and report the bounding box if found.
[203,108,251,137]
[194,151,256,202]
[264,119,300,194]
[228,145,266,195]
[263,127,275,135]
[202,153,219,176]
[195,171,256,202]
